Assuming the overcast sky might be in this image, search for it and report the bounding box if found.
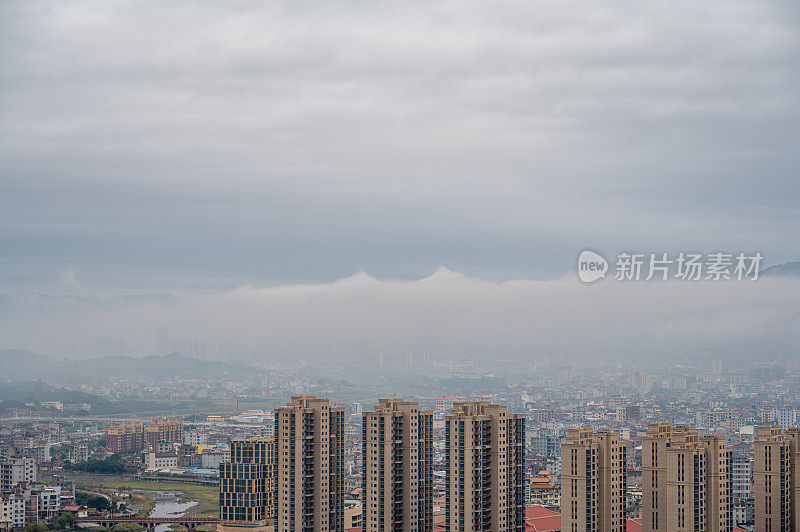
[1,1,799,359]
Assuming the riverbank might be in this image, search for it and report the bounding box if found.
[81,480,219,516]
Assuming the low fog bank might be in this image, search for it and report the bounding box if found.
[1,267,798,362]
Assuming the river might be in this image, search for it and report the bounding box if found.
[148,492,198,532]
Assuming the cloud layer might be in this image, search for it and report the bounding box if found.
[2,269,798,362]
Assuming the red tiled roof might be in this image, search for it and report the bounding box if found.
[626,518,746,532]
[526,505,561,531]
[526,506,559,519]
[429,508,745,532]
[627,518,643,531]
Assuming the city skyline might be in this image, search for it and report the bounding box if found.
[5,356,800,531]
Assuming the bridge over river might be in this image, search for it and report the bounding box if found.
[77,516,219,531]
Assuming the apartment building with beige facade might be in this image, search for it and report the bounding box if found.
[642,423,732,532]
[754,425,800,532]
[445,401,525,532]
[275,396,345,532]
[560,428,626,532]
[361,398,433,531]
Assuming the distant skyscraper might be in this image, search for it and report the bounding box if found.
[423,349,431,365]
[700,352,724,377]
[156,325,169,354]
[445,401,526,531]
[629,371,652,393]
[275,396,345,532]
[219,437,276,527]
[362,399,433,531]
[754,426,800,532]
[642,423,732,532]
[560,428,626,532]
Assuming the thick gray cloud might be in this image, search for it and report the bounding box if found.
[0,1,799,357]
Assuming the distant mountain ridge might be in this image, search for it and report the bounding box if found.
[762,261,800,277]
[0,380,111,411]
[0,350,259,383]
[0,349,52,381]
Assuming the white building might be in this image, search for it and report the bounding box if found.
[200,451,227,470]
[0,494,25,529]
[0,458,37,490]
[39,401,64,411]
[37,486,62,518]
[763,406,798,429]
[144,452,178,469]
[696,409,727,429]
[346,402,362,418]
[21,445,51,463]
[184,431,208,446]
[778,406,797,429]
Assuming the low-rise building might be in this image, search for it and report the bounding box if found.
[0,493,25,529]
[144,452,178,469]
[37,486,62,518]
[71,443,89,464]
[525,476,560,508]
[201,451,228,470]
[61,505,89,519]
